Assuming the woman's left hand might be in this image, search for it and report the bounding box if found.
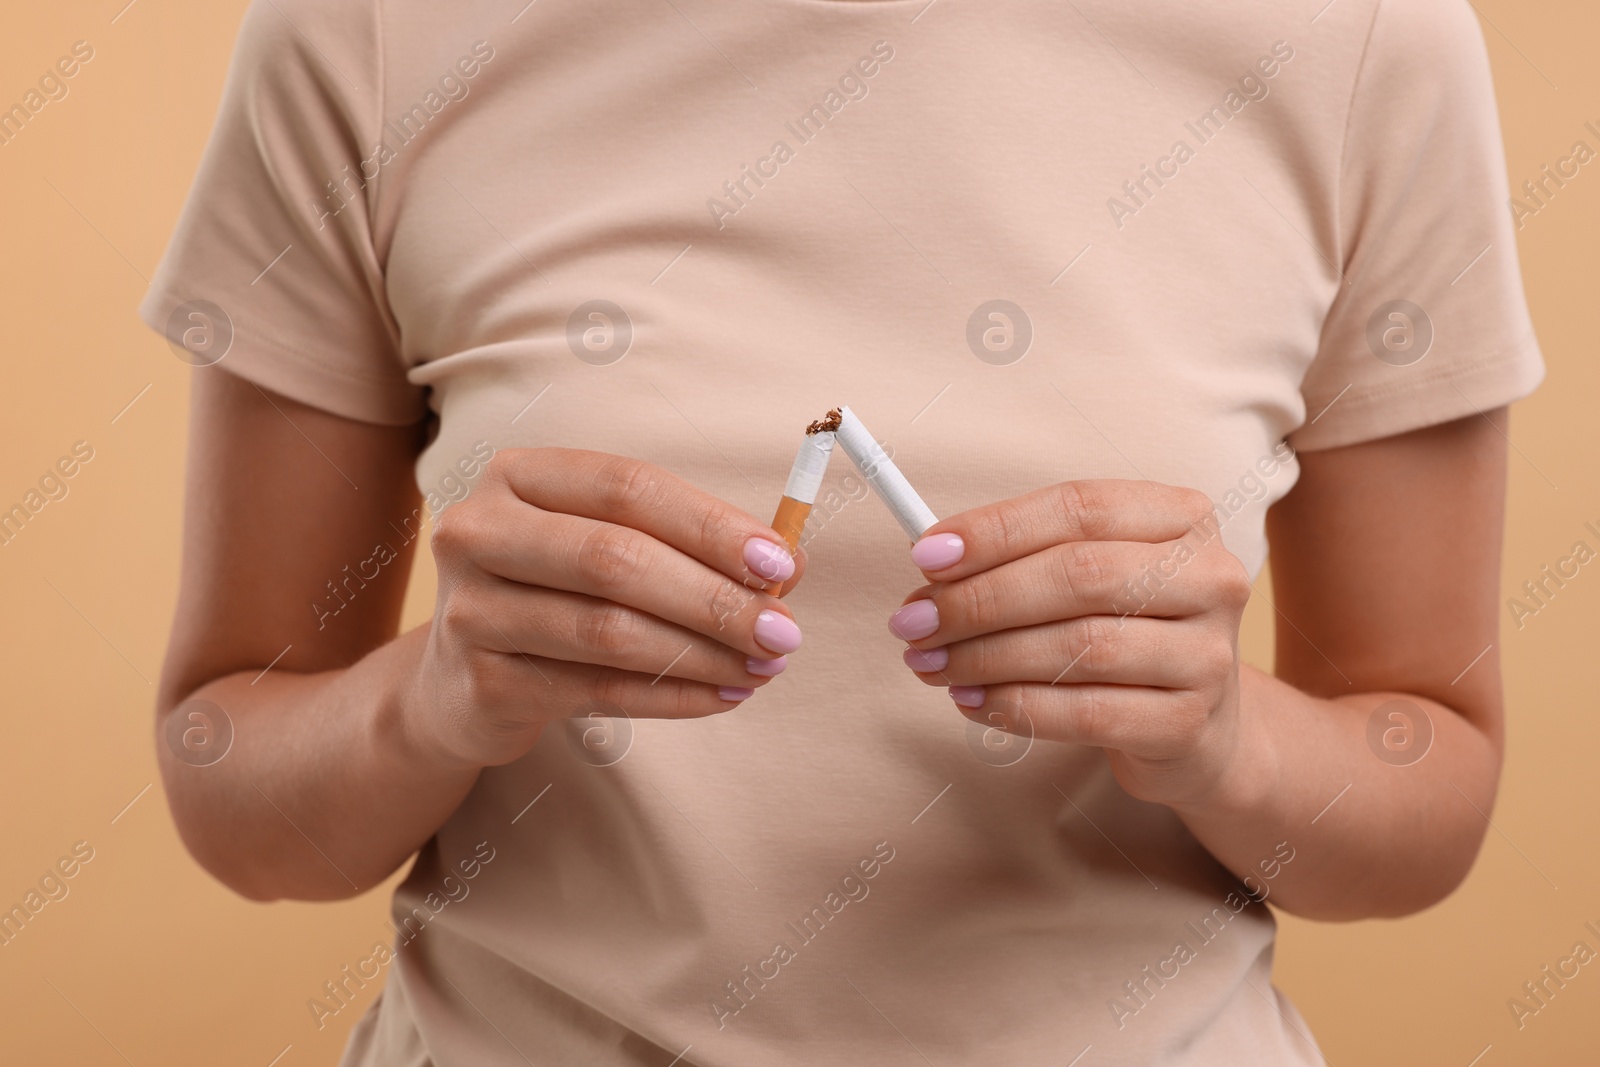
[894,479,1254,807]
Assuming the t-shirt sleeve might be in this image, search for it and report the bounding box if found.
[1289,0,1543,452]
[138,0,425,426]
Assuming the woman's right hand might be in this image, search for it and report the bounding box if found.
[410,448,806,768]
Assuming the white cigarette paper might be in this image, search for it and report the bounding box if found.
[782,431,835,505]
[835,406,939,539]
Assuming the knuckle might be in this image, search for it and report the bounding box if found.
[429,526,464,573]
[695,504,742,557]
[994,505,1026,557]
[481,447,544,496]
[1056,480,1100,536]
[975,501,1027,560]
[1062,541,1111,598]
[1077,616,1119,675]
[1181,486,1216,525]
[593,456,662,515]
[576,525,645,591]
[438,592,478,637]
[708,581,754,633]
[479,447,513,482]
[576,602,639,658]
[1201,547,1252,608]
[959,638,993,682]
[1069,684,1106,740]
[951,578,1000,633]
[429,502,480,559]
[1222,556,1254,608]
[590,668,636,711]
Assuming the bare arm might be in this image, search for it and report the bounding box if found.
[896,410,1511,920]
[157,369,470,900]
[161,370,805,901]
[1186,409,1509,919]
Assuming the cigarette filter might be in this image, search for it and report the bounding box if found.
[834,406,939,539]
[770,428,836,556]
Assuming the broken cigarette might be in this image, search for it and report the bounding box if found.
[769,412,839,556]
[834,406,939,539]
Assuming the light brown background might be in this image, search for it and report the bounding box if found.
[0,2,1593,1063]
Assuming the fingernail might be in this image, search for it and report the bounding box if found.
[746,655,788,677]
[911,533,965,571]
[902,646,948,672]
[888,599,939,641]
[743,537,795,583]
[948,686,986,709]
[754,610,803,654]
[719,686,756,702]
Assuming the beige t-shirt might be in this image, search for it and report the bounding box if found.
[142,0,1542,1062]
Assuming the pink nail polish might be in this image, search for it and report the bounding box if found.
[746,655,788,677]
[743,537,795,583]
[887,599,939,641]
[754,611,803,654]
[911,533,965,571]
[719,686,756,702]
[903,646,949,672]
[949,686,986,709]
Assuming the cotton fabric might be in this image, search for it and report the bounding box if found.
[142,0,1542,1062]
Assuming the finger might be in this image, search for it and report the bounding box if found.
[772,543,808,599]
[901,616,1205,689]
[445,494,803,658]
[455,579,789,687]
[907,480,1220,580]
[488,653,764,721]
[490,448,799,589]
[890,539,1225,648]
[945,681,1207,761]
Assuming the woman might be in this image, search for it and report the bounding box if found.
[144,0,1541,1062]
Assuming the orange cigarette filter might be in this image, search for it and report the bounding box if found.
[769,409,841,556]
[771,496,811,557]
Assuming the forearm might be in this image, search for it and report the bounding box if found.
[1170,664,1499,920]
[158,624,481,901]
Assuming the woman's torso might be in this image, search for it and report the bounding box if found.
[337,0,1365,1061]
